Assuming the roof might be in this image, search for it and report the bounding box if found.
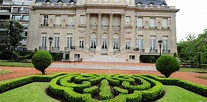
[35,0,77,3]
[135,0,167,5]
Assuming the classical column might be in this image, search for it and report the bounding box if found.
[120,13,125,49]
[108,13,113,52]
[96,13,102,51]
[85,12,90,48]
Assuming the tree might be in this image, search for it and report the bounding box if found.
[156,55,180,78]
[2,19,24,50]
[32,50,52,75]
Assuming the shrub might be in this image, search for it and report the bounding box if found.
[156,55,180,78]
[0,50,15,60]
[31,50,52,75]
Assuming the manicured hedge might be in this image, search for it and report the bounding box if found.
[143,74,207,97]
[0,73,63,93]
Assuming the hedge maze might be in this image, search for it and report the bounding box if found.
[1,73,207,102]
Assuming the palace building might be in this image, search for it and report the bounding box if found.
[27,0,179,62]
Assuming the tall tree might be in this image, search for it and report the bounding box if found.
[3,20,24,50]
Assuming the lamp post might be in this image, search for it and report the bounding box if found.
[158,40,163,56]
[48,37,53,52]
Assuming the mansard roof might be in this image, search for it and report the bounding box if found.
[135,0,167,5]
[35,0,77,3]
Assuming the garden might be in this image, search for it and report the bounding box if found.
[0,73,207,102]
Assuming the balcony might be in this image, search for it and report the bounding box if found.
[133,48,145,53]
[113,25,120,31]
[163,49,170,54]
[150,49,158,53]
[52,47,60,51]
[64,46,75,51]
[136,5,173,9]
[39,46,47,50]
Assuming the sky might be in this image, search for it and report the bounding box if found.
[166,0,207,42]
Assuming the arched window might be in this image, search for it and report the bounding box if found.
[102,33,108,49]
[148,2,154,5]
[113,34,119,49]
[136,2,142,5]
[90,33,97,49]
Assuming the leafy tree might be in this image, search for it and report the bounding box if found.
[32,50,52,75]
[2,19,24,50]
[156,55,180,78]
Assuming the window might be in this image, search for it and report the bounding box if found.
[43,15,48,26]
[68,15,74,26]
[41,36,47,47]
[163,36,168,50]
[79,38,84,48]
[103,0,109,3]
[22,23,28,29]
[150,36,156,50]
[126,16,131,25]
[90,34,96,49]
[67,37,72,48]
[22,15,29,21]
[80,15,85,25]
[129,55,135,60]
[137,18,143,28]
[113,34,119,49]
[12,7,21,13]
[22,7,29,13]
[102,34,108,49]
[113,16,120,26]
[54,36,59,48]
[126,39,131,49]
[114,0,119,3]
[137,35,143,49]
[150,18,155,28]
[55,15,61,26]
[101,15,109,27]
[74,54,80,58]
[12,15,21,21]
[162,18,168,29]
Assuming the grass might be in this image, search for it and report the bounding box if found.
[179,67,207,73]
[0,82,206,102]
[0,60,34,67]
[0,82,58,102]
[0,70,11,75]
[196,76,207,80]
[157,85,207,102]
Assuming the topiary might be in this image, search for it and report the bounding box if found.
[156,55,180,78]
[32,50,52,75]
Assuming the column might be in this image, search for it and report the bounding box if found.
[120,13,125,49]
[96,13,102,51]
[85,12,90,48]
[108,13,113,52]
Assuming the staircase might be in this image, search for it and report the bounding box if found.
[85,55,124,62]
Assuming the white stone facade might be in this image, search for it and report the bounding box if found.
[27,0,179,63]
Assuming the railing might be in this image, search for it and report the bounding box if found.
[40,3,76,6]
[64,46,95,54]
[0,10,10,13]
[136,5,173,9]
[39,46,47,50]
[149,49,158,53]
[162,49,170,53]
[52,47,60,51]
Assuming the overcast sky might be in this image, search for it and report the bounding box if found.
[166,0,207,42]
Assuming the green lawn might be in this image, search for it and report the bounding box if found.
[0,70,11,75]
[196,76,207,80]
[157,85,207,102]
[0,60,34,67]
[0,82,58,102]
[179,67,207,73]
[0,82,206,102]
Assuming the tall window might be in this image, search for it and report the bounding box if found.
[102,34,108,49]
[43,15,48,26]
[162,18,168,29]
[163,36,168,50]
[41,36,47,47]
[54,37,59,48]
[12,7,21,13]
[80,15,85,25]
[126,16,131,25]
[55,15,61,26]
[23,7,29,13]
[126,39,131,49]
[79,38,84,48]
[137,18,143,28]
[90,34,96,49]
[137,35,143,49]
[12,15,21,21]
[113,34,119,49]
[150,36,156,50]
[113,16,121,26]
[22,15,29,21]
[101,15,109,27]
[150,18,155,28]
[68,15,74,26]
[67,37,72,48]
